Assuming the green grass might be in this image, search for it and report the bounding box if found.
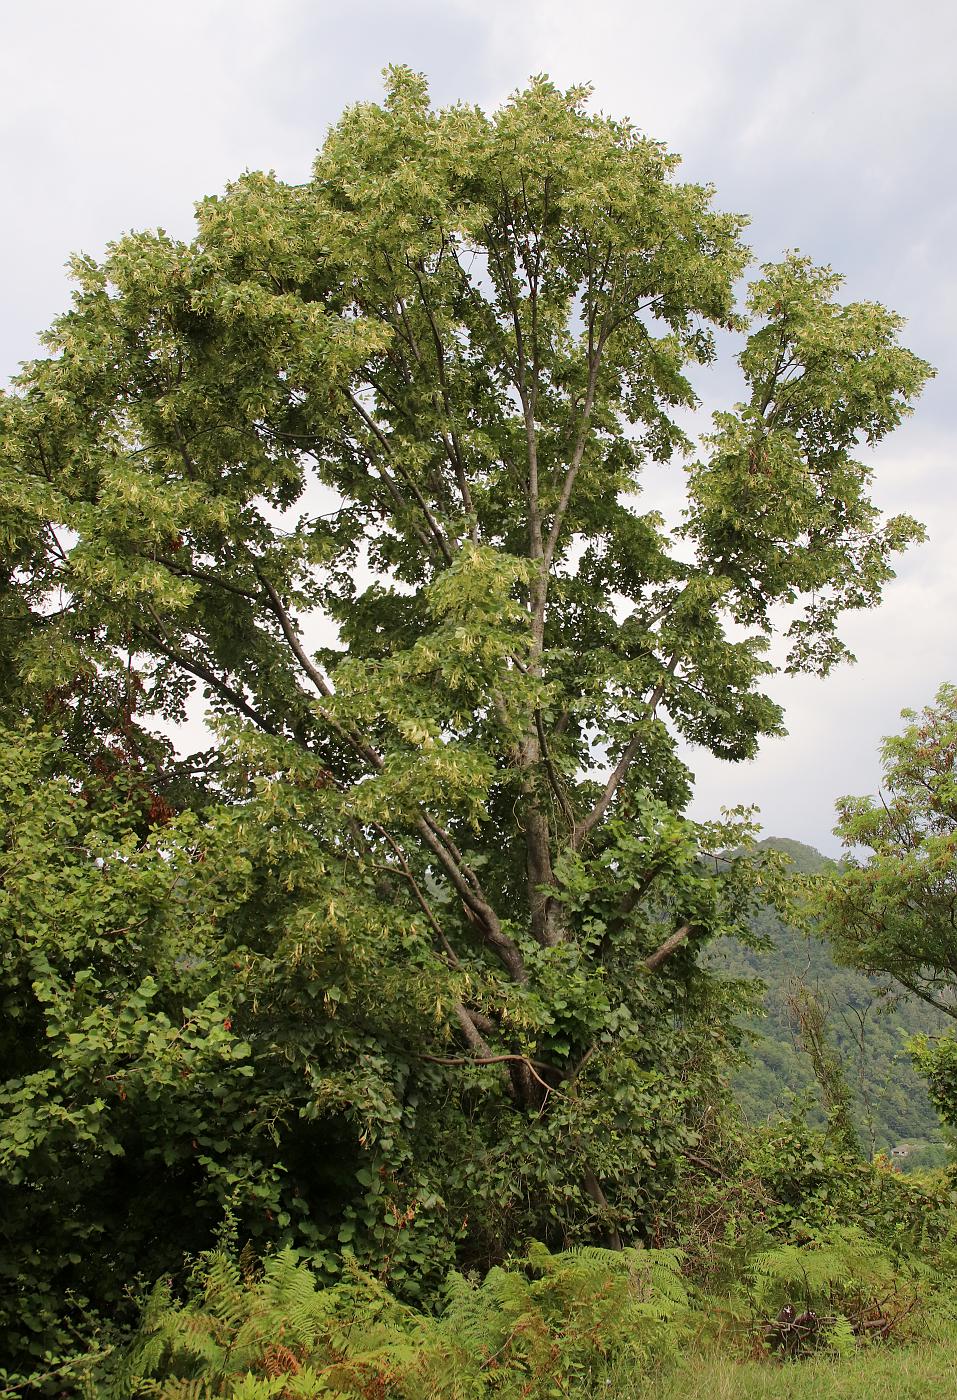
[633,1340,957,1399]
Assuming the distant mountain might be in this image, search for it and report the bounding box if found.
[710,838,949,1169]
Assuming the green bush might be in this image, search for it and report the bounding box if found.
[738,1116,950,1251]
[745,1226,931,1355]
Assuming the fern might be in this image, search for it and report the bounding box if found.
[222,1378,287,1399]
[423,1243,690,1397]
[751,1226,896,1309]
[747,1225,929,1353]
[116,1242,692,1398]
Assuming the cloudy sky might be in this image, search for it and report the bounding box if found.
[2,0,954,853]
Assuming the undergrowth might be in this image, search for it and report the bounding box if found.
[68,1215,957,1400]
[9,1122,957,1398]
[95,1241,689,1398]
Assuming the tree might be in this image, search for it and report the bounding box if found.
[817,685,957,1018]
[816,686,957,1141]
[0,69,933,1325]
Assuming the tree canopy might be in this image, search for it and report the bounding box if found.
[0,68,934,1364]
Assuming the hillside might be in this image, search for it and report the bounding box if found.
[711,838,949,1168]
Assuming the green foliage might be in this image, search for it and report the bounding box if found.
[737,1115,950,1251]
[815,686,957,1017]
[784,987,858,1152]
[0,725,253,1364]
[745,1226,925,1347]
[813,688,957,1154]
[0,67,935,1383]
[0,714,765,1376]
[0,723,458,1368]
[909,1035,957,1138]
[76,1205,957,1397]
[112,1242,689,1399]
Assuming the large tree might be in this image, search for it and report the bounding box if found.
[0,69,932,1313]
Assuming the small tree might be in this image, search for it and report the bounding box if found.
[817,686,957,1141]
[818,685,957,1018]
[0,69,932,1327]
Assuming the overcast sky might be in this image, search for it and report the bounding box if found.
[2,0,954,853]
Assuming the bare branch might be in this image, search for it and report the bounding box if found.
[420,1051,562,1097]
[893,973,957,1021]
[45,524,69,564]
[419,813,482,895]
[684,1151,723,1178]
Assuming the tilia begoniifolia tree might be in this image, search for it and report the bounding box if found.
[0,70,932,1255]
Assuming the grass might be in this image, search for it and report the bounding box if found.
[633,1339,957,1399]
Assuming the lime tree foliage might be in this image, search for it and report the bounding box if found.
[710,839,947,1162]
[0,70,933,1368]
[816,687,957,1143]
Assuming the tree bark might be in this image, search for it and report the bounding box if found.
[583,1166,623,1251]
[644,923,692,973]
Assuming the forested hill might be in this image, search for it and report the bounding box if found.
[712,838,949,1168]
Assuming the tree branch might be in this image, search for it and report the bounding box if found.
[153,555,262,602]
[542,316,608,570]
[140,617,282,739]
[643,923,692,973]
[255,570,391,774]
[370,821,460,965]
[571,731,643,853]
[409,258,477,533]
[419,1051,562,1097]
[256,572,334,698]
[346,393,454,564]
[453,1002,494,1058]
[571,653,679,850]
[892,973,957,1021]
[582,1166,623,1251]
[414,815,527,984]
[465,1007,497,1037]
[612,865,667,925]
[535,709,576,830]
